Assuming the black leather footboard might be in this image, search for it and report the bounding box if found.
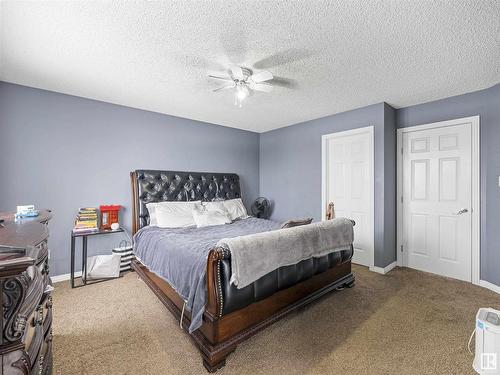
[219,245,353,315]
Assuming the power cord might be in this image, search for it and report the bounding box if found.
[122,228,133,244]
[468,329,476,355]
[180,302,186,330]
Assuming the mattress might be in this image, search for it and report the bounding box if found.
[133,217,281,333]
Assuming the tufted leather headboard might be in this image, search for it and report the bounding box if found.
[130,170,241,234]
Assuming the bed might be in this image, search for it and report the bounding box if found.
[130,170,355,372]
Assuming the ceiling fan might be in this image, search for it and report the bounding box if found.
[209,66,274,107]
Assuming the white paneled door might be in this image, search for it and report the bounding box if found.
[322,127,374,267]
[402,123,472,281]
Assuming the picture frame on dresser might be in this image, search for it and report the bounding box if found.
[0,210,53,375]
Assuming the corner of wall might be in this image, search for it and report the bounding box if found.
[374,103,398,268]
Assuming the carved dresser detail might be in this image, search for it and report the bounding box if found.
[0,210,53,375]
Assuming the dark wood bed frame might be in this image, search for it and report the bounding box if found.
[130,171,355,372]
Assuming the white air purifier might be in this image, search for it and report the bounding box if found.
[474,308,500,374]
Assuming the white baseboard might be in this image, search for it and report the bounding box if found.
[51,271,81,283]
[369,261,397,275]
[479,280,500,294]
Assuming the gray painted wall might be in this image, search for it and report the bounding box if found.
[0,82,260,276]
[259,103,397,268]
[396,83,500,286]
[2,79,498,283]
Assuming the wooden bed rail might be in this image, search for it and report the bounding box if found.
[205,248,225,320]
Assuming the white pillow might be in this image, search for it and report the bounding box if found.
[146,201,201,228]
[222,198,249,221]
[146,204,158,226]
[192,202,231,228]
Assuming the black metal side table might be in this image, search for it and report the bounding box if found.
[70,227,124,288]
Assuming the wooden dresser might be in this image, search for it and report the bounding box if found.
[0,210,53,375]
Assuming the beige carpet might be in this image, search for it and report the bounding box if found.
[52,265,500,374]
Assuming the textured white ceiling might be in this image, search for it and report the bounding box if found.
[1,1,499,133]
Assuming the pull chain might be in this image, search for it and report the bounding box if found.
[180,302,186,329]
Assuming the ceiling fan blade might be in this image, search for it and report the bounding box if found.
[249,70,273,83]
[208,74,233,82]
[251,83,273,93]
[231,66,244,80]
[213,84,235,92]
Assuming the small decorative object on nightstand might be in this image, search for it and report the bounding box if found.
[251,197,271,219]
[99,205,121,230]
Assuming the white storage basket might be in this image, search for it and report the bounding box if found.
[86,254,121,280]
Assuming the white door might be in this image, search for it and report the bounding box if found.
[402,124,472,281]
[323,127,374,267]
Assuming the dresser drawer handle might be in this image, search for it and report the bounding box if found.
[16,315,28,331]
[36,306,44,325]
[38,355,44,375]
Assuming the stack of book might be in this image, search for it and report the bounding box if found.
[73,207,99,234]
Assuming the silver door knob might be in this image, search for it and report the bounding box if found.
[455,208,469,215]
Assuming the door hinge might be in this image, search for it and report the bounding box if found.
[401,147,403,155]
[400,245,404,252]
[400,196,403,204]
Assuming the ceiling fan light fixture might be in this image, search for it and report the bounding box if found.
[236,83,249,100]
[209,64,276,107]
[235,83,249,107]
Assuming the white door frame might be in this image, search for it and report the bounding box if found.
[321,126,375,268]
[396,116,480,285]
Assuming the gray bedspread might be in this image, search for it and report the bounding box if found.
[133,217,281,333]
